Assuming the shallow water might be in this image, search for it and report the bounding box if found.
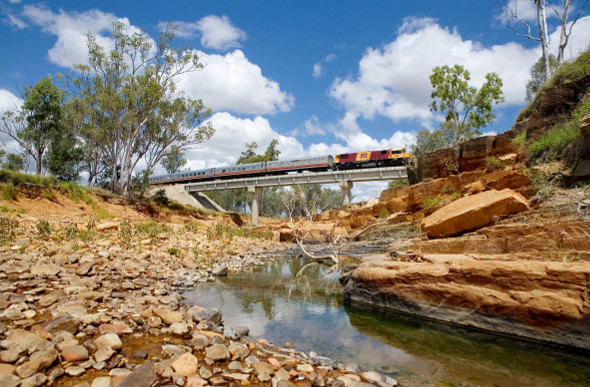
[183,255,590,386]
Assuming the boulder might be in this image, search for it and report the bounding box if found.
[421,189,529,238]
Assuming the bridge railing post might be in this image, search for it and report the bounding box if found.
[248,187,264,226]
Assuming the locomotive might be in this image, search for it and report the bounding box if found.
[148,148,411,185]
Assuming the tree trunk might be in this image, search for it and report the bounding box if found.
[557,0,572,65]
[537,0,551,81]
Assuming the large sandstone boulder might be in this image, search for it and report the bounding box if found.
[421,189,529,238]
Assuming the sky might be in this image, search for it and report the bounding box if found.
[1,0,590,202]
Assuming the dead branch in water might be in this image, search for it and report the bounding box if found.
[295,238,338,265]
[350,211,408,241]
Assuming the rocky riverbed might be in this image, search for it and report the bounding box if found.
[0,215,397,387]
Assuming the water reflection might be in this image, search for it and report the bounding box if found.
[183,256,590,386]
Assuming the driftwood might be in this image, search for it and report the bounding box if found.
[349,212,408,241]
[295,238,338,265]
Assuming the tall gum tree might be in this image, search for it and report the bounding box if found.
[504,0,588,81]
[67,22,213,193]
[0,76,64,175]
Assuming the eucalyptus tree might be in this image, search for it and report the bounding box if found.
[67,22,213,193]
[504,0,588,81]
[429,64,504,149]
[161,145,187,179]
[0,76,64,175]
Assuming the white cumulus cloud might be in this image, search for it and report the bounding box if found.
[22,4,142,68]
[182,112,304,171]
[329,16,539,139]
[158,15,246,51]
[178,50,295,115]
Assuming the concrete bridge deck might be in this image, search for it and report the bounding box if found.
[183,166,408,225]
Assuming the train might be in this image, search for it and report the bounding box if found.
[148,148,412,185]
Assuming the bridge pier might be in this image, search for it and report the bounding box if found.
[248,187,264,226]
[340,180,353,206]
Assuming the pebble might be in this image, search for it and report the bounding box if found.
[65,366,86,377]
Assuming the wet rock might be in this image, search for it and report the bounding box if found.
[131,350,148,360]
[186,374,208,387]
[90,376,112,387]
[4,329,52,353]
[228,343,249,360]
[65,365,86,377]
[206,344,230,362]
[1,344,27,363]
[188,332,209,349]
[186,306,209,322]
[224,325,249,340]
[168,322,191,336]
[199,365,213,379]
[153,308,183,325]
[40,315,80,335]
[94,346,116,363]
[118,361,157,387]
[0,373,21,387]
[62,344,89,362]
[212,265,228,276]
[206,309,222,325]
[228,360,242,371]
[253,361,274,377]
[38,293,59,308]
[16,347,58,378]
[171,352,199,376]
[267,358,281,371]
[276,380,296,387]
[297,363,314,373]
[98,323,132,335]
[93,333,122,351]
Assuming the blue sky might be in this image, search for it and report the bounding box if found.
[1,0,590,201]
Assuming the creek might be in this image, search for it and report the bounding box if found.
[183,247,590,386]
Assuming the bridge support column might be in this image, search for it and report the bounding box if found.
[248,187,264,226]
[340,181,353,206]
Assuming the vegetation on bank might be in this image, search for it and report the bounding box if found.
[517,48,590,122]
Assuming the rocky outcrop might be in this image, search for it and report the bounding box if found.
[416,74,590,182]
[343,257,590,350]
[513,74,590,142]
[421,189,530,238]
[412,221,590,259]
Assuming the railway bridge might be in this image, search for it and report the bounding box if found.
[183,165,408,225]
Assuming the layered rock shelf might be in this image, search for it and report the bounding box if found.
[342,256,590,350]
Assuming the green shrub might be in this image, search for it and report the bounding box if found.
[36,219,53,240]
[511,132,527,151]
[529,124,581,159]
[43,191,55,200]
[152,189,169,206]
[379,207,391,218]
[0,183,18,200]
[421,195,442,209]
[167,247,184,257]
[0,216,19,244]
[546,48,590,89]
[485,157,506,171]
